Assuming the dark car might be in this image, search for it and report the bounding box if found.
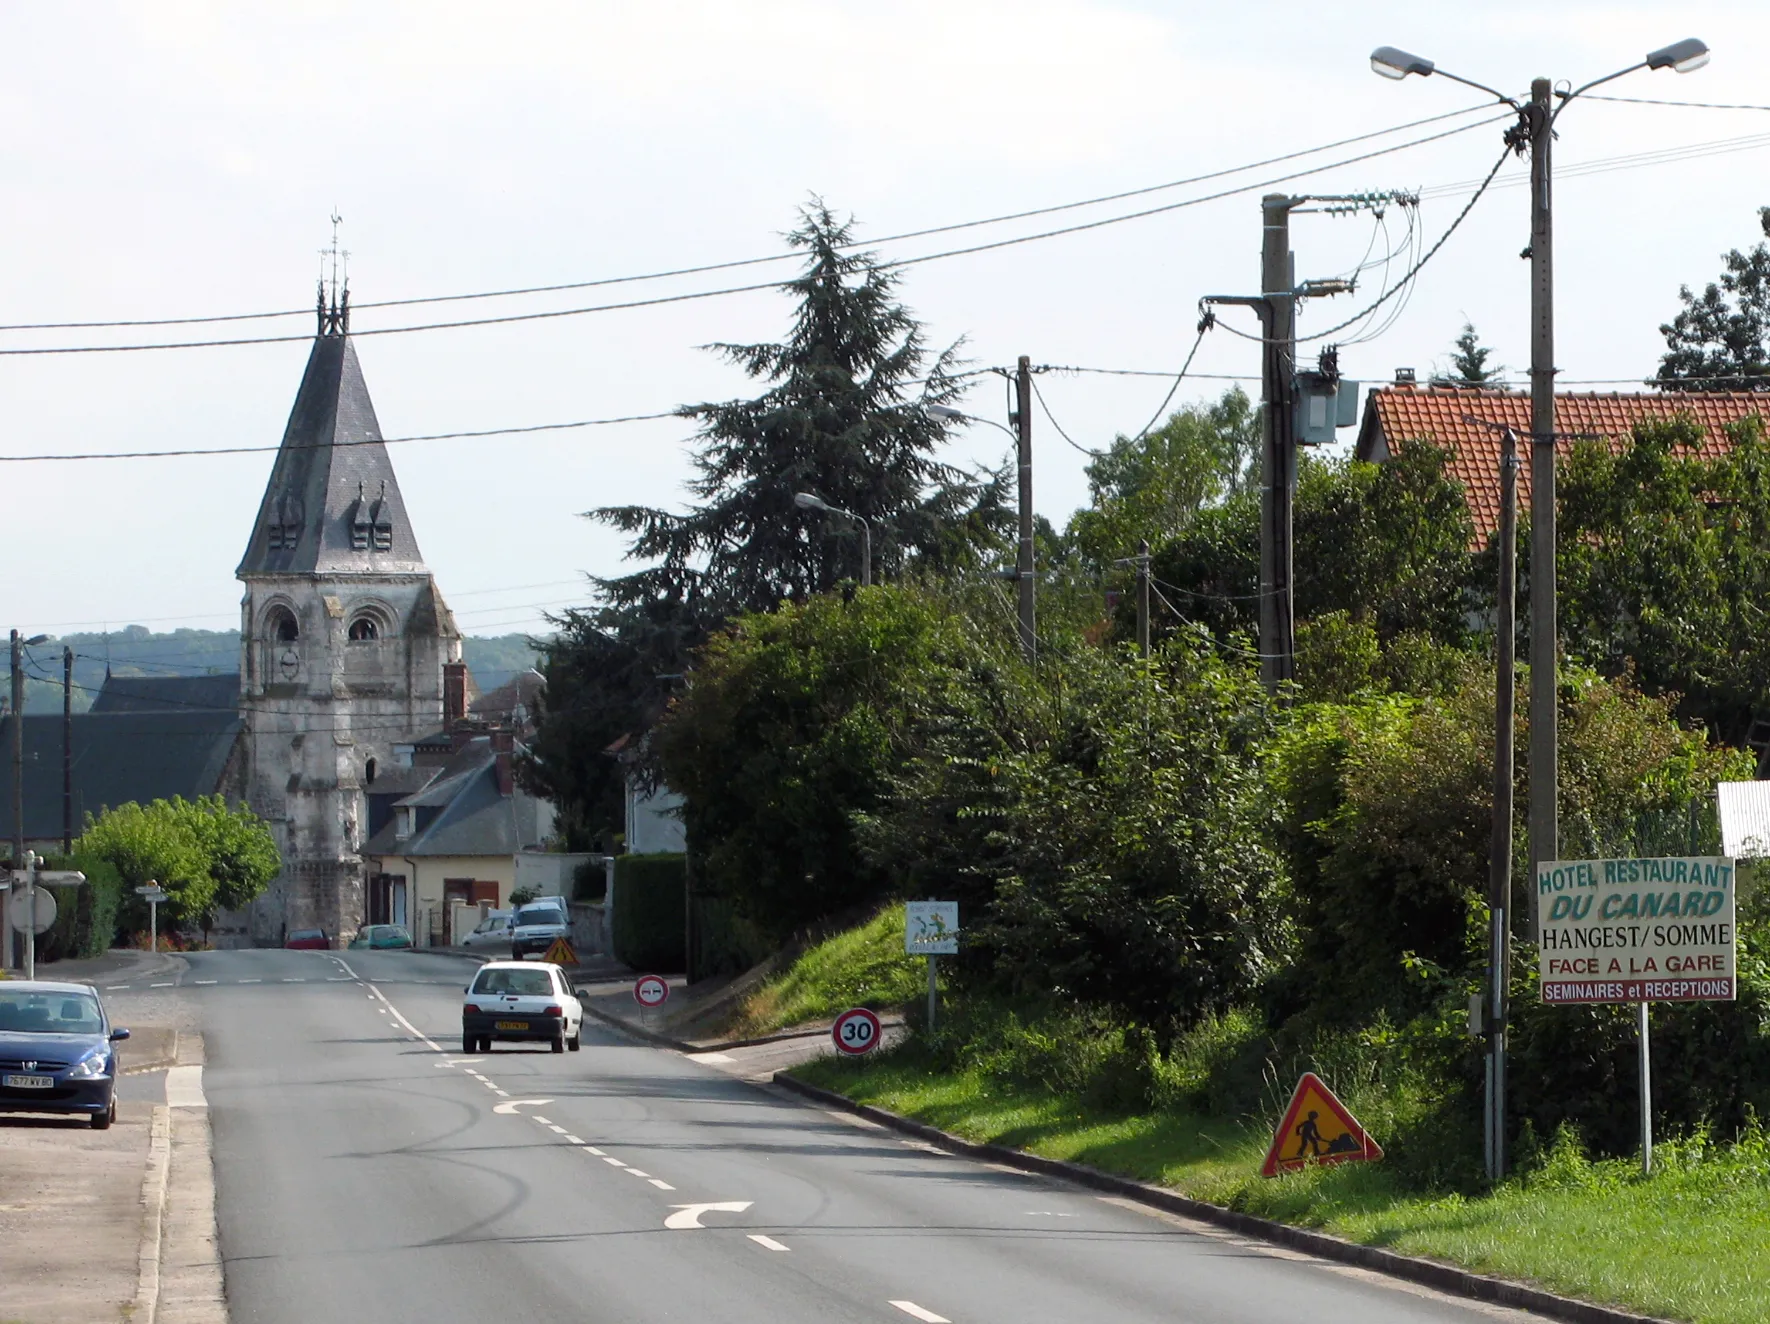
[285,928,330,950]
[0,982,129,1129]
[348,924,413,950]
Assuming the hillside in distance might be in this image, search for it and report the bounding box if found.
[12,626,544,714]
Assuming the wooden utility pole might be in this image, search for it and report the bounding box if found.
[1014,356,1036,664]
[8,630,21,970]
[1526,76,1558,930]
[1259,195,1299,691]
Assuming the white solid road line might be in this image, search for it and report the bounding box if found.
[890,1303,951,1323]
[748,1235,790,1252]
[166,1065,207,1109]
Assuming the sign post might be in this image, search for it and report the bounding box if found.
[1537,855,1736,1174]
[136,882,168,954]
[904,901,958,1032]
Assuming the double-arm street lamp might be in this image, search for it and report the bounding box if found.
[927,401,1038,664]
[794,492,872,587]
[1371,35,1709,1183]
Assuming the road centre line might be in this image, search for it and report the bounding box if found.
[150,981,173,987]
[193,980,217,985]
[104,984,130,989]
[585,1146,605,1155]
[649,1179,676,1190]
[602,1156,627,1167]
[238,979,260,984]
[563,1134,584,1144]
[748,1235,790,1252]
[890,1304,951,1323]
[625,1169,652,1178]
[365,982,441,1051]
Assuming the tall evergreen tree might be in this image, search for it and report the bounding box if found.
[1432,321,1501,385]
[1658,206,1770,392]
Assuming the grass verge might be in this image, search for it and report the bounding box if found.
[797,1041,1770,1324]
[727,907,923,1038]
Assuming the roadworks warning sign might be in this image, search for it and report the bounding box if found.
[1260,1072,1383,1178]
[543,936,579,967]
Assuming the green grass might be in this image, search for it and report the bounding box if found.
[799,1045,1770,1324]
[730,907,924,1037]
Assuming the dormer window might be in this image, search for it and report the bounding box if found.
[350,481,395,552]
[266,492,304,550]
[396,806,414,840]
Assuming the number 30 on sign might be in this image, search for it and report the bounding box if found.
[832,1007,881,1055]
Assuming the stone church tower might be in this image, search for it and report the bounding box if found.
[236,292,460,946]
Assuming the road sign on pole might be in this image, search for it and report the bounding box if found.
[1260,1072,1383,1178]
[633,974,669,1008]
[831,1007,882,1055]
[904,901,959,955]
[6,886,56,936]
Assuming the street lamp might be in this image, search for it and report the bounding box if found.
[928,401,1037,663]
[794,491,872,587]
[1373,34,1708,1185]
[8,631,50,975]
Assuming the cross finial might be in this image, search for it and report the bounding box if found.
[317,210,350,335]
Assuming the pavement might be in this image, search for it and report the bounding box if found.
[12,943,1552,1324]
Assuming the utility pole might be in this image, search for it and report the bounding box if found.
[1526,76,1558,935]
[1014,355,1036,664]
[1488,424,1520,1182]
[1260,195,1299,692]
[1135,539,1151,658]
[62,647,73,855]
[7,630,20,970]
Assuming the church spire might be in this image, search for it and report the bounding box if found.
[316,210,349,337]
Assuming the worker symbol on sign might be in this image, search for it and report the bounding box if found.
[1294,1109,1364,1160]
[1260,1072,1383,1177]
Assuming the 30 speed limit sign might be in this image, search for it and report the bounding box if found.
[831,1007,882,1055]
[633,974,670,1008]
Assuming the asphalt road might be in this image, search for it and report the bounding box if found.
[159,947,1537,1324]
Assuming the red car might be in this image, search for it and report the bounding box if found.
[284,928,330,950]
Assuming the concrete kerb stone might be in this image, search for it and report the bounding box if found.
[771,1072,1674,1324]
[131,1106,173,1324]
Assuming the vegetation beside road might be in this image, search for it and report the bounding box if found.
[729,907,922,1037]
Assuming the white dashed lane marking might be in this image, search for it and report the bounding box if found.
[748,1235,790,1252]
[649,1179,676,1190]
[193,980,217,985]
[890,1304,951,1323]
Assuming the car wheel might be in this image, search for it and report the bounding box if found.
[551,1033,565,1054]
[92,1099,115,1130]
[568,1028,581,1052]
[462,1033,474,1053]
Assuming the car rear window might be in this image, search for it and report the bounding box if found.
[289,929,324,941]
[515,903,565,925]
[472,969,555,996]
[0,990,104,1034]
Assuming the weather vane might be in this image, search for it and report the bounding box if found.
[317,210,351,334]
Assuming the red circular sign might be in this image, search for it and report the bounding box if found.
[831,1007,882,1056]
[633,975,670,1008]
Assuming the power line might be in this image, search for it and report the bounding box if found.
[0,114,1511,359]
[1583,94,1770,112]
[0,105,1498,335]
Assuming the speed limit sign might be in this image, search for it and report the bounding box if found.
[831,1007,882,1056]
[633,974,670,1008]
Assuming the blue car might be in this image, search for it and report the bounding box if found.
[0,982,129,1129]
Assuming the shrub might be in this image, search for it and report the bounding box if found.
[612,853,686,972]
[34,854,123,961]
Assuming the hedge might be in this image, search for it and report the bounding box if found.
[612,853,685,972]
[35,854,124,961]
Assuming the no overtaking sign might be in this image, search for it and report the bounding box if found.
[1537,856,1737,1004]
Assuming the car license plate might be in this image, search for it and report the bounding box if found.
[3,1074,53,1089]
[495,1021,529,1031]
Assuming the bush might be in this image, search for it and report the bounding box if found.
[34,854,123,961]
[572,858,606,902]
[612,853,686,971]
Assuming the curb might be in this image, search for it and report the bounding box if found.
[771,1072,1673,1324]
[132,1104,172,1324]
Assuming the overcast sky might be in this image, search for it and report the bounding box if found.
[4,1,1767,645]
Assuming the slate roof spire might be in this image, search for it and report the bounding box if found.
[237,300,425,577]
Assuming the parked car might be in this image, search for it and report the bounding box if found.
[285,928,330,950]
[460,909,514,953]
[348,924,413,950]
[461,961,582,1053]
[509,899,571,959]
[0,982,130,1129]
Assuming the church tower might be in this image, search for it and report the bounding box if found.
[236,286,460,946]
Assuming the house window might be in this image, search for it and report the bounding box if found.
[348,617,378,641]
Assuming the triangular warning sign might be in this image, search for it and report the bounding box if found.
[543,936,579,967]
[1260,1071,1383,1177]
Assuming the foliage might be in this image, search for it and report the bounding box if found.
[656,585,982,941]
[1657,205,1770,391]
[507,885,539,907]
[732,905,925,1036]
[864,631,1286,1038]
[76,796,279,932]
[611,852,686,972]
[1431,321,1503,385]
[35,854,123,960]
[1557,414,1770,744]
[1147,445,1476,649]
[1066,387,1260,569]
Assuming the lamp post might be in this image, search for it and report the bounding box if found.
[9,631,50,972]
[930,399,1037,663]
[793,492,872,588]
[1373,36,1709,1183]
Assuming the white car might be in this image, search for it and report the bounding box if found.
[461,961,583,1054]
[460,909,514,953]
[508,898,572,959]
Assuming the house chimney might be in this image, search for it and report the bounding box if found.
[490,725,514,796]
[1393,367,1417,387]
[443,661,467,725]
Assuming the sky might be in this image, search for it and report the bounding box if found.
[3,1,1768,644]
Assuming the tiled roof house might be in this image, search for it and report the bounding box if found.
[1355,383,1770,545]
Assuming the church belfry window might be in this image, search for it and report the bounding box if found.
[266,606,299,643]
[348,617,379,641]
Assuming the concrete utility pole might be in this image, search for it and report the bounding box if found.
[1489,424,1520,1182]
[63,646,73,855]
[8,630,20,970]
[1525,76,1557,926]
[1014,355,1036,664]
[1135,539,1151,658]
[1260,195,1299,692]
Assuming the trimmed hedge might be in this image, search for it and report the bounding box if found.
[36,854,124,961]
[612,853,685,972]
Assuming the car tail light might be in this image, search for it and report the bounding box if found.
[544,1005,562,1017]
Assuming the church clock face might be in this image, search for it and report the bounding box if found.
[279,648,300,681]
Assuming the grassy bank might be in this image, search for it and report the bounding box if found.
[727,907,923,1038]
[798,1042,1770,1324]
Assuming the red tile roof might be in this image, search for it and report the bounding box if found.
[1356,385,1770,545]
